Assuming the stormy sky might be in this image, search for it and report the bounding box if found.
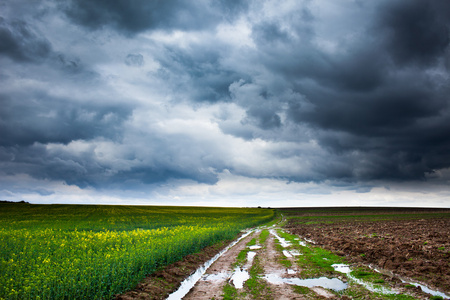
[1,0,450,207]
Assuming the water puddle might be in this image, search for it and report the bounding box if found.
[370,266,450,299]
[294,236,307,246]
[332,264,396,295]
[402,281,449,299]
[270,229,291,247]
[282,250,292,258]
[289,250,302,256]
[247,251,256,264]
[264,274,347,291]
[304,238,316,244]
[166,230,253,300]
[333,264,351,273]
[248,245,262,250]
[230,267,250,288]
[399,281,450,299]
[201,271,230,282]
[334,263,450,299]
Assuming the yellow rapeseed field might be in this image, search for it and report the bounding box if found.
[0,203,274,299]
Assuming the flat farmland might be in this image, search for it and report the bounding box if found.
[3,204,449,300]
[283,207,450,297]
[0,203,274,299]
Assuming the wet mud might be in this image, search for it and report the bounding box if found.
[286,217,450,294]
[183,230,258,299]
[114,238,237,300]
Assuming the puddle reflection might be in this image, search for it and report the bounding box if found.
[247,251,256,264]
[370,265,450,299]
[282,250,292,258]
[201,271,230,282]
[248,245,262,250]
[289,250,302,256]
[230,267,250,288]
[264,274,347,291]
[270,229,291,247]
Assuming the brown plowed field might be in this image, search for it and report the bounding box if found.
[283,207,450,294]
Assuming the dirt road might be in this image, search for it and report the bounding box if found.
[181,226,342,299]
[180,223,445,299]
[183,228,308,299]
[118,221,448,299]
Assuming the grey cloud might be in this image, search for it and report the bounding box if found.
[156,45,244,102]
[0,130,223,189]
[0,18,52,62]
[241,0,450,182]
[244,106,281,130]
[125,54,144,67]
[2,0,450,195]
[0,91,132,147]
[63,0,249,34]
[375,0,450,67]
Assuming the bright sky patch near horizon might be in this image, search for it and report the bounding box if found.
[1,0,450,207]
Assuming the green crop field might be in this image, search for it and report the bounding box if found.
[0,203,274,300]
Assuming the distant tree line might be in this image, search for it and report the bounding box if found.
[0,200,29,204]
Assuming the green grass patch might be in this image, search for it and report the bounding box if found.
[244,256,272,299]
[273,229,345,277]
[222,283,241,300]
[340,284,416,300]
[383,294,419,300]
[233,250,248,268]
[247,238,257,247]
[344,266,418,299]
[296,245,344,278]
[350,266,385,284]
[293,285,312,295]
[272,237,294,269]
[279,258,292,268]
[259,229,270,244]
[276,229,297,243]
[233,235,263,268]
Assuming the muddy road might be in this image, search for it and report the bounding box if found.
[117,214,449,299]
[183,228,311,300]
[179,224,447,299]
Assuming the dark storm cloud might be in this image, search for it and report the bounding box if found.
[0,134,220,189]
[2,0,450,196]
[64,0,248,34]
[0,146,217,189]
[376,0,450,67]
[157,45,244,102]
[243,0,450,182]
[0,91,132,147]
[244,105,281,130]
[0,17,52,62]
